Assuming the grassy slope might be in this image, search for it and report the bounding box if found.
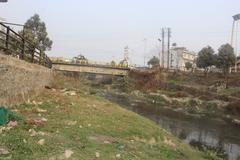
[0,76,215,160]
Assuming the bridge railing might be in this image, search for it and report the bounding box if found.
[0,22,52,68]
[52,62,131,70]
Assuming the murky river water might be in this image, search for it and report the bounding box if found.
[99,91,240,160]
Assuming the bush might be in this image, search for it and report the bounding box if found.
[169,91,188,98]
[217,95,229,102]
[205,102,218,111]
[224,101,240,116]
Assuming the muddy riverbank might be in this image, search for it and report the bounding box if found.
[96,90,240,160]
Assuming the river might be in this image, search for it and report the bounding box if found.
[99,91,240,160]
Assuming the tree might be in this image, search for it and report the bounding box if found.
[72,54,88,64]
[185,62,193,71]
[215,44,236,88]
[196,46,215,76]
[147,56,160,67]
[20,14,52,52]
[110,60,116,66]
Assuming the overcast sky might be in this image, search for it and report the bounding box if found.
[0,0,240,65]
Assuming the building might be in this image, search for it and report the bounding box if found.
[50,57,71,63]
[236,58,240,72]
[170,47,196,71]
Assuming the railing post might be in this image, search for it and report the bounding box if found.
[20,38,25,60]
[48,57,52,68]
[31,48,34,63]
[39,50,42,65]
[5,26,10,49]
[45,55,47,67]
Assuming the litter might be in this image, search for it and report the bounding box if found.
[0,107,22,126]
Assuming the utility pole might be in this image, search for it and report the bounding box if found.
[158,39,161,67]
[161,28,165,68]
[143,38,147,66]
[167,28,171,69]
[231,14,240,72]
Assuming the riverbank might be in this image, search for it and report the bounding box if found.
[0,74,218,160]
[101,70,240,126]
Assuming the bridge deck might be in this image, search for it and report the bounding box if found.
[52,63,130,76]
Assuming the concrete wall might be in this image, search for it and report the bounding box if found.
[52,63,129,76]
[0,52,52,106]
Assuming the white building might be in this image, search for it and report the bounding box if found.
[170,47,196,71]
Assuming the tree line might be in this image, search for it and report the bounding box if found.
[147,44,236,88]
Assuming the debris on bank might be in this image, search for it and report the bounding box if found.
[0,106,22,126]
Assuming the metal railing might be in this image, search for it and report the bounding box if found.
[0,22,52,68]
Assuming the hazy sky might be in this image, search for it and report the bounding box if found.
[0,0,240,65]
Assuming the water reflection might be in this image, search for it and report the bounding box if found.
[133,104,240,160]
[101,92,240,160]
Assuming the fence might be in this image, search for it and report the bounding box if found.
[0,22,52,68]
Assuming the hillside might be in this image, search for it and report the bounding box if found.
[0,74,218,160]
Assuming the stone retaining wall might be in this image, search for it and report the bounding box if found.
[0,52,52,106]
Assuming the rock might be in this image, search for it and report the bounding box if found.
[36,108,47,113]
[118,145,125,150]
[0,147,9,155]
[163,137,176,148]
[7,121,17,127]
[32,101,37,105]
[103,140,110,144]
[64,91,77,96]
[95,152,100,158]
[116,154,121,158]
[37,139,45,145]
[37,102,43,105]
[69,92,76,96]
[131,90,143,97]
[41,117,48,122]
[25,118,45,127]
[64,150,74,159]
[88,124,92,127]
[148,137,156,145]
[161,94,172,103]
[0,126,12,133]
[29,129,46,137]
[233,119,240,125]
[29,129,37,136]
[65,120,77,126]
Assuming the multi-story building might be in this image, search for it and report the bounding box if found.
[170,47,196,71]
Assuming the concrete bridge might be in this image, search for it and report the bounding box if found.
[52,63,130,76]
